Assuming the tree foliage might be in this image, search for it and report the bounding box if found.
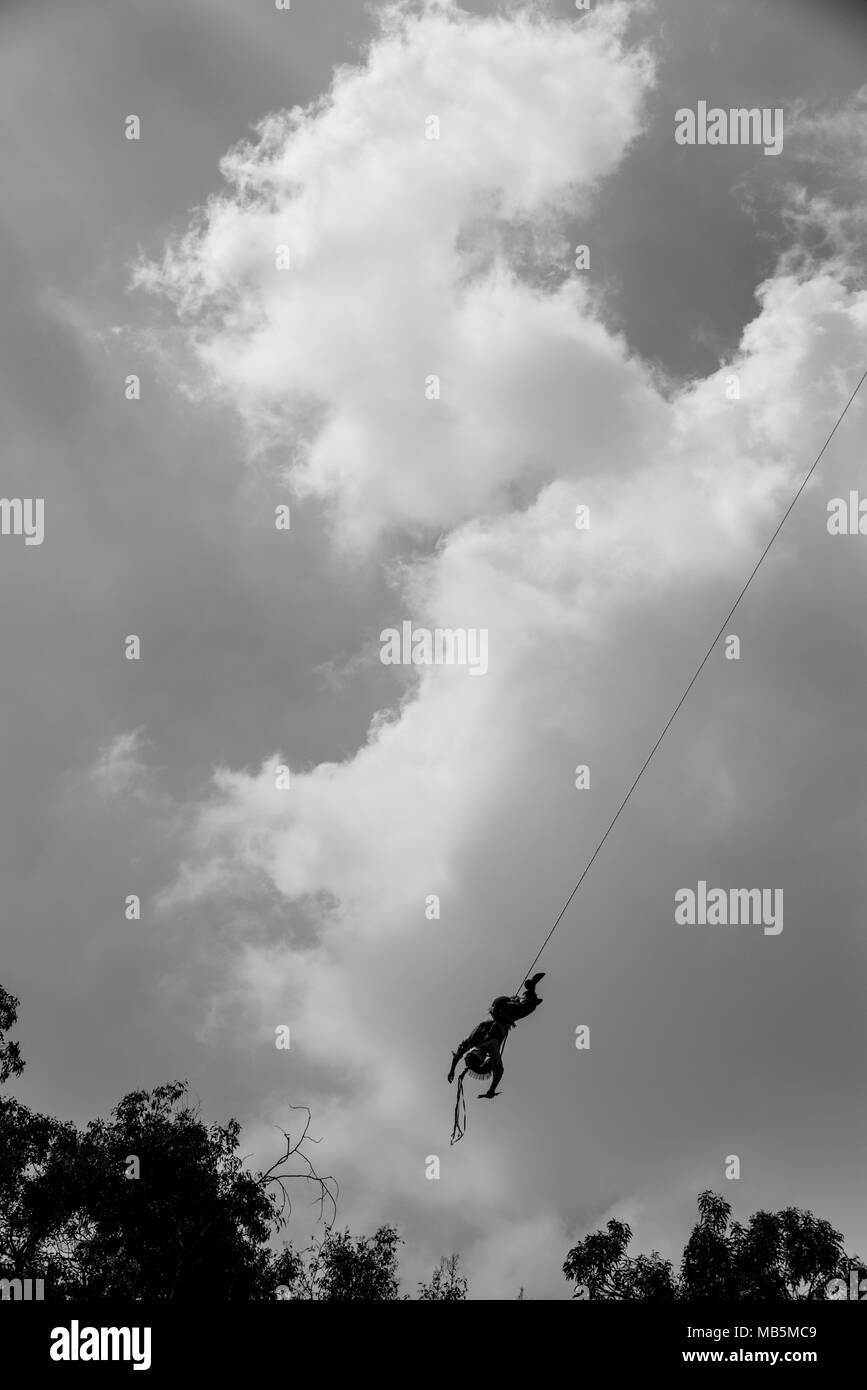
[0,985,24,1085]
[0,986,338,1299]
[417,1253,468,1301]
[563,1218,677,1299]
[680,1189,848,1300]
[564,1190,853,1300]
[273,1225,404,1301]
[0,1077,323,1299]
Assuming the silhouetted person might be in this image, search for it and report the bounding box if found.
[448,973,545,1098]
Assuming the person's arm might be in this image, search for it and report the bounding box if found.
[448,1025,485,1081]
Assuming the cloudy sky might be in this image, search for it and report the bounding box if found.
[2,0,867,1298]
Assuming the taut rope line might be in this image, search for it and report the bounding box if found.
[515,363,867,991]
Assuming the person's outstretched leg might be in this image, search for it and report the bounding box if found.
[499,972,546,1025]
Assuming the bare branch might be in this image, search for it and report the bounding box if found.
[256,1105,339,1229]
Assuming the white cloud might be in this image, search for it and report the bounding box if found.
[89,728,153,803]
[779,85,867,279]
[135,2,867,1291]
[135,0,654,551]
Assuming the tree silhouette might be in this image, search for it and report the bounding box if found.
[0,986,24,1084]
[417,1253,468,1301]
[681,1189,849,1300]
[0,985,71,1283]
[1,1079,341,1299]
[0,984,338,1299]
[272,1224,404,1300]
[563,1218,677,1299]
[564,1190,854,1300]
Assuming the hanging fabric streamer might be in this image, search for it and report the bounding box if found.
[450,1071,468,1146]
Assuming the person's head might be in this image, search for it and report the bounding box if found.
[489,995,514,1025]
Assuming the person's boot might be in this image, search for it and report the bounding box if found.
[525,972,546,990]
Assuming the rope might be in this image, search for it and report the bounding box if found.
[516,362,867,991]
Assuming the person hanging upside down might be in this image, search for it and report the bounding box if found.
[447,973,545,1098]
